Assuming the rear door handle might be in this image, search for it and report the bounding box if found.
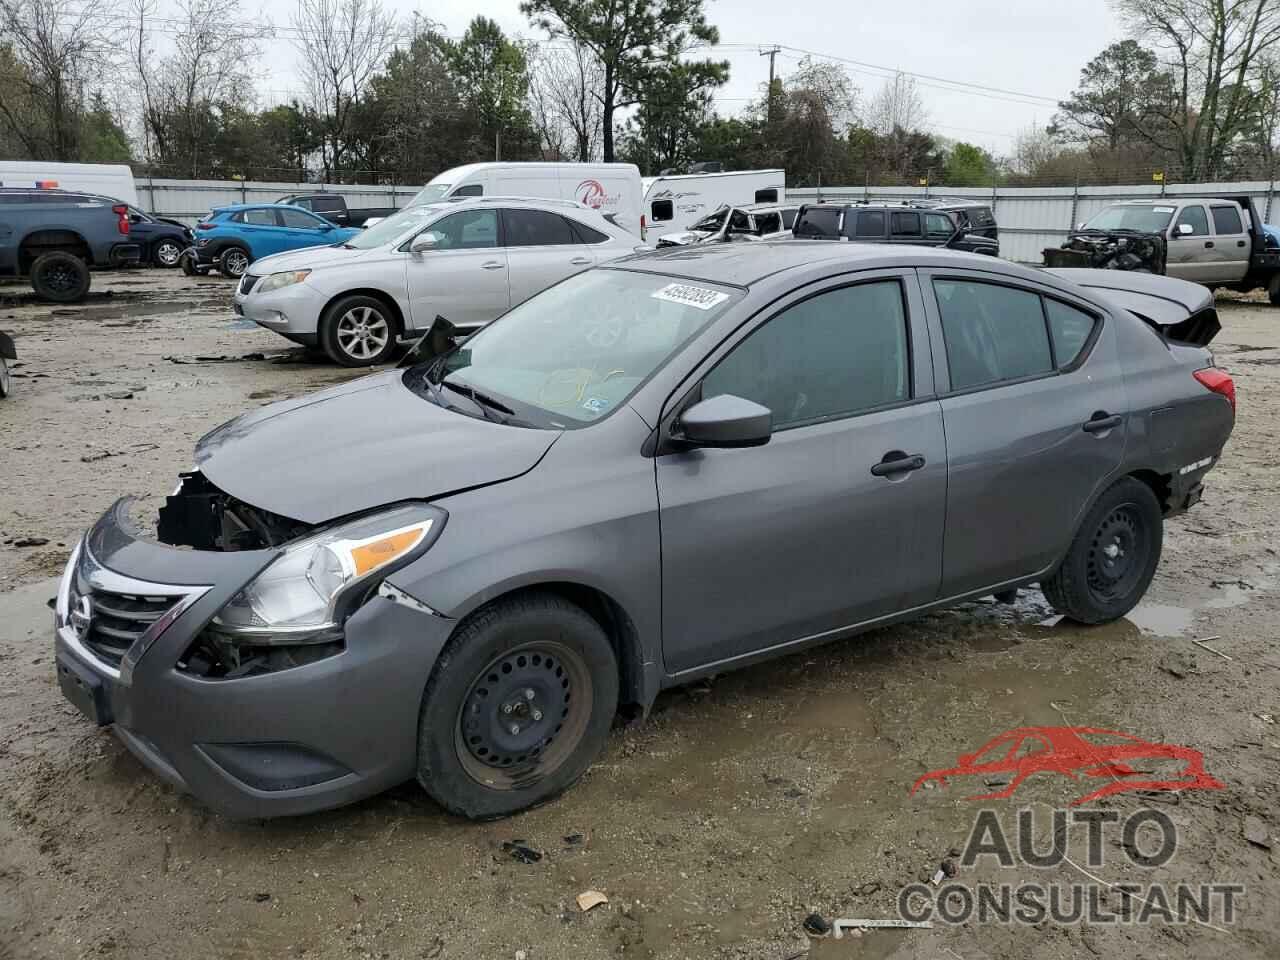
[1082,413,1123,433]
[481,261,505,270]
[1204,241,1214,248]
[870,452,926,477]
[569,257,592,266]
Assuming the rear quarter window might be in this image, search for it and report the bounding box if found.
[793,207,841,238]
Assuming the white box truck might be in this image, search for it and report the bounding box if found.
[0,161,138,206]
[407,162,644,236]
[641,169,785,236]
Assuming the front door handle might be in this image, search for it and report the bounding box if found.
[570,256,592,266]
[1237,240,1247,247]
[1082,413,1123,434]
[481,261,505,270]
[1204,241,1214,248]
[870,451,926,477]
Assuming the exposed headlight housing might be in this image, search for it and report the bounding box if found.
[195,238,211,247]
[257,269,312,293]
[212,503,445,641]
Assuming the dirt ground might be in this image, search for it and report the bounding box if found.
[1,270,1278,960]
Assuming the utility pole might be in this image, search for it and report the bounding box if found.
[760,46,781,123]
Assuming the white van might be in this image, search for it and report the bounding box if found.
[409,162,643,236]
[642,170,785,236]
[0,161,138,206]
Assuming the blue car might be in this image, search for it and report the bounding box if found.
[190,203,360,279]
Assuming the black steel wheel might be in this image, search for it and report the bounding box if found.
[417,592,618,819]
[455,641,593,789]
[1042,477,1163,624]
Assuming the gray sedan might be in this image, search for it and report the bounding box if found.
[54,244,1234,819]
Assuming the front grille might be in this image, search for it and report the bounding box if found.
[72,568,183,669]
[238,273,259,295]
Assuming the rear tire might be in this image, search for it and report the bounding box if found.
[416,592,619,820]
[1268,272,1280,306]
[0,356,10,399]
[29,251,90,303]
[319,295,400,366]
[1041,477,1163,624]
[218,246,250,279]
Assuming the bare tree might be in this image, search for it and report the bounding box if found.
[130,0,271,176]
[866,71,927,136]
[527,41,603,161]
[291,0,398,178]
[1114,0,1280,178]
[0,0,122,159]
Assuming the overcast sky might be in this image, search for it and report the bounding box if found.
[254,0,1128,156]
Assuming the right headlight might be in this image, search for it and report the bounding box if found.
[212,503,445,641]
[257,269,312,293]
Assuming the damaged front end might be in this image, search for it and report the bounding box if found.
[1044,230,1167,274]
[153,472,446,680]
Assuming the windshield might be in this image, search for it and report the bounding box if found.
[689,207,729,233]
[409,183,452,206]
[342,204,447,249]
[417,270,741,428]
[1083,205,1175,233]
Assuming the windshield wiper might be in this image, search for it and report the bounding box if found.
[442,380,516,420]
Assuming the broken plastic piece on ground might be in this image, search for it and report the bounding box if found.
[802,912,831,936]
[501,841,542,864]
[576,890,608,912]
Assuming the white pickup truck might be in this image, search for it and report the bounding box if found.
[1048,195,1280,305]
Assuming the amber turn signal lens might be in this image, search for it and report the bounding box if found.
[348,527,428,577]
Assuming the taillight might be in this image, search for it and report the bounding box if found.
[112,204,129,236]
[640,214,646,240]
[1194,367,1235,413]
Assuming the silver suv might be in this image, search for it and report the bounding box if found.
[233,197,645,365]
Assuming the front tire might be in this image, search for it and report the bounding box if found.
[29,251,90,303]
[1041,477,1163,624]
[416,592,619,819]
[218,246,250,279]
[153,239,183,268]
[319,295,400,366]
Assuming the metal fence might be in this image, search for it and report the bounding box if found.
[137,176,423,224]
[787,181,1280,263]
[140,174,1279,264]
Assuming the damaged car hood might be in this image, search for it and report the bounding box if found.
[194,372,560,523]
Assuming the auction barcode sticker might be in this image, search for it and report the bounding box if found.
[651,282,729,310]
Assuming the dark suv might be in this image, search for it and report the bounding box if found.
[792,201,999,256]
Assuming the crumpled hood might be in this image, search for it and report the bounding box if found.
[194,371,559,523]
[247,240,374,275]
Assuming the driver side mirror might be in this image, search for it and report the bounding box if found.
[1176,223,1194,236]
[678,394,772,448]
[410,232,442,253]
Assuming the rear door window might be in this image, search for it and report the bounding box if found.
[934,279,1053,390]
[279,208,325,229]
[1210,205,1243,235]
[890,212,922,238]
[781,209,797,229]
[852,210,886,239]
[754,212,782,233]
[502,209,576,246]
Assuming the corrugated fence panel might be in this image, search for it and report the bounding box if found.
[788,180,1278,262]
[133,175,1280,245]
[136,178,425,224]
